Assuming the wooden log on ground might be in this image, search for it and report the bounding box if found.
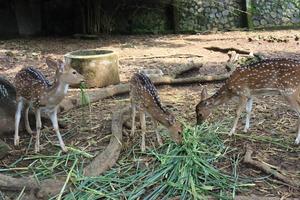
[59,74,230,113]
[83,106,130,176]
[0,174,65,199]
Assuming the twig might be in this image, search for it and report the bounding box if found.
[243,145,300,187]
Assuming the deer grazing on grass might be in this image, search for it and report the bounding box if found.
[196,58,300,145]
[130,72,182,151]
[14,57,84,153]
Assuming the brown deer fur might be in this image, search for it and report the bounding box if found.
[196,58,300,144]
[14,57,84,153]
[130,73,182,151]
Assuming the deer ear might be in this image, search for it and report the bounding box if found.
[45,57,57,69]
[57,59,65,72]
[201,87,208,100]
[167,114,176,125]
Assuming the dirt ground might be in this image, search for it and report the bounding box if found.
[0,29,300,198]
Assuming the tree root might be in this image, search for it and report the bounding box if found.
[83,106,131,176]
[243,145,300,188]
[59,74,229,113]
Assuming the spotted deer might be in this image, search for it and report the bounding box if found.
[14,57,84,153]
[130,72,182,151]
[0,76,19,134]
[196,58,300,144]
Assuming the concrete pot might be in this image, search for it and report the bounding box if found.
[64,49,120,88]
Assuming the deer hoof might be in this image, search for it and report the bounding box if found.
[228,130,235,136]
[62,146,68,152]
[295,138,300,145]
[34,145,40,153]
[14,136,20,146]
[141,144,146,152]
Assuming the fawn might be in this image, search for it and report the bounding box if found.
[196,58,300,144]
[14,57,84,153]
[130,72,182,151]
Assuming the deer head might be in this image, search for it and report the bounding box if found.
[195,87,211,125]
[165,111,183,144]
[46,57,84,85]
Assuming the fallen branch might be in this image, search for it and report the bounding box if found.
[204,46,251,55]
[59,84,129,113]
[59,74,229,113]
[243,145,300,187]
[83,106,131,176]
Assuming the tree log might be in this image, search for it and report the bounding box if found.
[0,174,65,199]
[59,74,230,113]
[83,106,130,176]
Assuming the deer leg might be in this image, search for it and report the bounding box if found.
[14,98,23,146]
[284,95,300,144]
[229,96,247,136]
[34,108,42,153]
[243,97,253,133]
[152,118,163,146]
[140,110,146,152]
[24,105,34,135]
[295,119,300,145]
[131,104,136,137]
[49,108,68,152]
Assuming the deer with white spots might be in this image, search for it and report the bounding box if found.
[196,58,300,145]
[14,57,84,153]
[130,72,182,151]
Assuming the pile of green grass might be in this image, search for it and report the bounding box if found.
[2,122,253,199]
[62,122,252,200]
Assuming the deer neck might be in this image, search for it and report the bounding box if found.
[202,86,232,109]
[46,78,69,106]
[147,106,170,126]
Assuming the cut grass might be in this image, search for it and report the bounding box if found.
[79,82,90,107]
[63,122,253,200]
[2,122,254,199]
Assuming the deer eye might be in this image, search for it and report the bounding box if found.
[72,71,77,75]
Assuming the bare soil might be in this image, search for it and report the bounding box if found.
[0,30,300,198]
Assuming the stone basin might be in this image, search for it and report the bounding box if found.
[64,49,120,88]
